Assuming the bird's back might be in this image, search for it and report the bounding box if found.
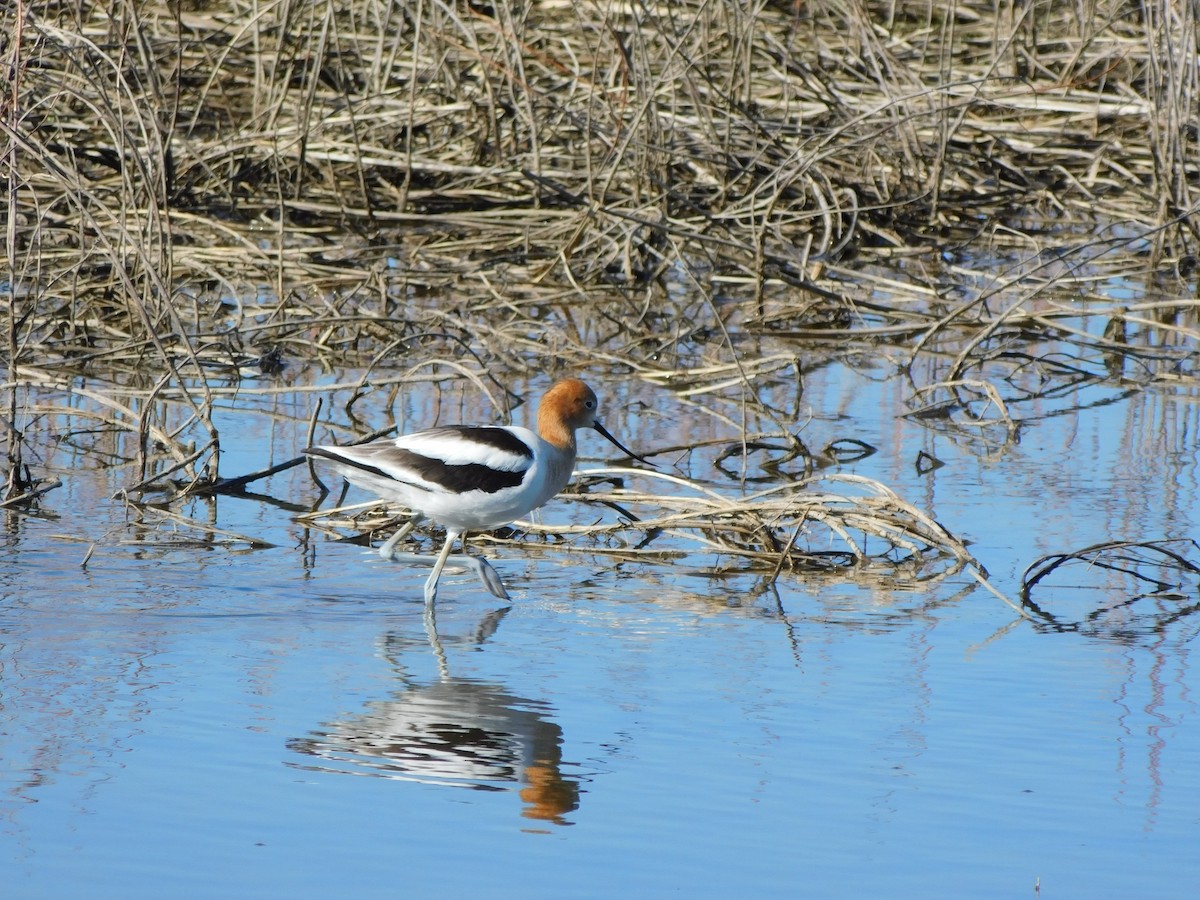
[306,424,569,532]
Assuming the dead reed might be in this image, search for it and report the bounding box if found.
[2,1,1197,607]
[5,0,1196,371]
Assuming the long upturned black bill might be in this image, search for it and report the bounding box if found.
[593,420,656,466]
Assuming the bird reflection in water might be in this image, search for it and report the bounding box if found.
[286,616,580,827]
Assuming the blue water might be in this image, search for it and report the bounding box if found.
[3,344,1200,897]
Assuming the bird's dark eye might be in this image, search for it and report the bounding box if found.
[585,399,595,409]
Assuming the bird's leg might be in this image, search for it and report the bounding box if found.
[422,530,460,605]
[378,515,422,560]
[383,528,510,603]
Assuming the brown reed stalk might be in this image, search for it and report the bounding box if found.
[2,0,28,500]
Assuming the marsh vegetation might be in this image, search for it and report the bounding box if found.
[4,0,1200,615]
[4,7,1200,894]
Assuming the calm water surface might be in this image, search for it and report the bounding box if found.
[3,344,1200,897]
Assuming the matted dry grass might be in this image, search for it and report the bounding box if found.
[6,0,1196,365]
[3,0,1199,610]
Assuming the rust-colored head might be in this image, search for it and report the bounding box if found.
[537,378,650,464]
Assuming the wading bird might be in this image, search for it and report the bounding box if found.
[305,378,648,604]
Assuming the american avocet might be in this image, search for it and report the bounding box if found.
[305,378,647,604]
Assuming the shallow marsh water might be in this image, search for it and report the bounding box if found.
[4,303,1200,898]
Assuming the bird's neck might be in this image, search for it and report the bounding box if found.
[538,409,577,453]
[536,428,579,508]
[543,440,577,495]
